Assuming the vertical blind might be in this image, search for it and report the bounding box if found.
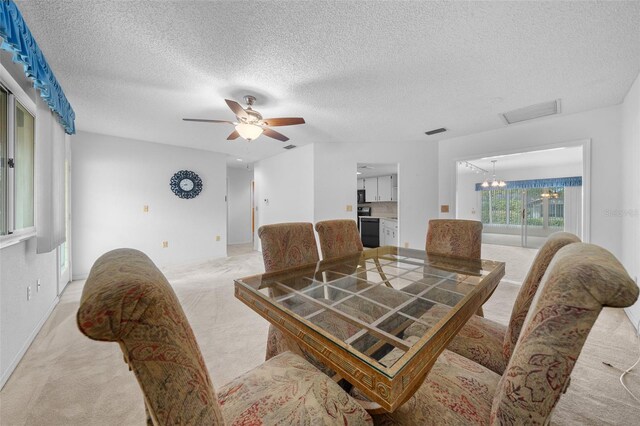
[36,96,66,253]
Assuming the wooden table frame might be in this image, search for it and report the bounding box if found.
[234,246,505,412]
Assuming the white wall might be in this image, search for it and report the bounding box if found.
[227,167,253,245]
[253,144,315,250]
[72,131,228,278]
[0,241,58,388]
[439,106,623,257]
[313,141,440,249]
[621,72,640,329]
[457,163,583,221]
[0,58,60,389]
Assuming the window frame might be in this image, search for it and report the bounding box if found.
[0,70,37,249]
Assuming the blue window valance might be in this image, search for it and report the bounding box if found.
[0,0,75,134]
[475,176,582,191]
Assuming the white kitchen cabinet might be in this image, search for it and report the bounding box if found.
[357,178,365,190]
[377,175,393,202]
[364,177,378,202]
[363,174,396,202]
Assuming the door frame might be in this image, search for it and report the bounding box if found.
[453,138,591,243]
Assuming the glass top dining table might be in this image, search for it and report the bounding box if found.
[234,246,505,412]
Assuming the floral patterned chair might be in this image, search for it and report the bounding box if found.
[363,242,639,425]
[259,222,375,375]
[315,219,363,259]
[77,248,372,426]
[426,219,486,316]
[426,219,483,260]
[406,231,581,374]
[258,222,322,363]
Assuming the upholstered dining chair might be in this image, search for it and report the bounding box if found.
[405,231,580,374]
[258,222,321,361]
[425,219,483,260]
[77,248,373,426]
[315,219,363,259]
[426,219,485,315]
[258,222,375,374]
[362,242,639,425]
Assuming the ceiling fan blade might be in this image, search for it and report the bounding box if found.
[225,99,249,119]
[261,117,306,127]
[183,118,234,124]
[227,130,240,140]
[262,127,289,142]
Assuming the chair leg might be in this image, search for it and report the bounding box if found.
[476,306,484,317]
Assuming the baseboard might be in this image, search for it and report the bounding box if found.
[625,307,640,333]
[0,296,60,390]
[72,272,88,281]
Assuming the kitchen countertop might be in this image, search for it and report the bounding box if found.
[360,216,397,220]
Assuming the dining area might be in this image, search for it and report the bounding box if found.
[73,218,639,425]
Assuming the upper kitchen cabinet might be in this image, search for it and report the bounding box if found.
[364,174,397,202]
[364,177,378,202]
[357,178,365,190]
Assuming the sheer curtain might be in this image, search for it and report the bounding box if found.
[36,96,66,253]
[563,185,583,239]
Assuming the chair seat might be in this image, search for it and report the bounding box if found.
[357,350,500,425]
[404,305,508,375]
[218,351,372,425]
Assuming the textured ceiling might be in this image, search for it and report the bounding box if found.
[14,1,640,165]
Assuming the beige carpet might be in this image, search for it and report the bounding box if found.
[0,244,638,425]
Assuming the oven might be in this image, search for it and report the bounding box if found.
[357,206,371,230]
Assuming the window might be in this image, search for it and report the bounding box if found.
[480,187,565,229]
[0,83,35,237]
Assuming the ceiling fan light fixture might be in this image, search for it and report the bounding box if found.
[235,123,264,141]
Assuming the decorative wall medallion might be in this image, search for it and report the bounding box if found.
[170,170,203,199]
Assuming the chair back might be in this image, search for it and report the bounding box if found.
[258,222,319,273]
[502,232,581,361]
[490,243,639,424]
[426,219,482,259]
[315,219,363,259]
[77,249,224,425]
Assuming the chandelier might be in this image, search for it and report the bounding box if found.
[482,160,507,188]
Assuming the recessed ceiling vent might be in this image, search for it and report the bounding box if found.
[425,127,447,136]
[501,99,561,125]
[283,144,297,150]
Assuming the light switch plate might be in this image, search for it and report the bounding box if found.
[440,205,450,213]
[346,205,353,212]
[143,205,149,213]
[162,241,168,248]
[216,235,221,241]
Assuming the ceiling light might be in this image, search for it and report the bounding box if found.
[356,171,362,175]
[482,160,507,188]
[235,123,264,141]
[236,158,243,162]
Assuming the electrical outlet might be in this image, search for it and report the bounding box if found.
[36,279,41,292]
[404,242,409,248]
[27,286,31,301]
[162,241,168,248]
[143,205,149,213]
[216,235,221,241]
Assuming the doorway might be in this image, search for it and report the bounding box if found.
[227,164,255,255]
[456,145,586,249]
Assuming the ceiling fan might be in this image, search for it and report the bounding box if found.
[183,95,305,142]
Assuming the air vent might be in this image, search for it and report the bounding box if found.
[283,144,297,150]
[425,127,447,136]
[358,165,374,169]
[501,99,561,124]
